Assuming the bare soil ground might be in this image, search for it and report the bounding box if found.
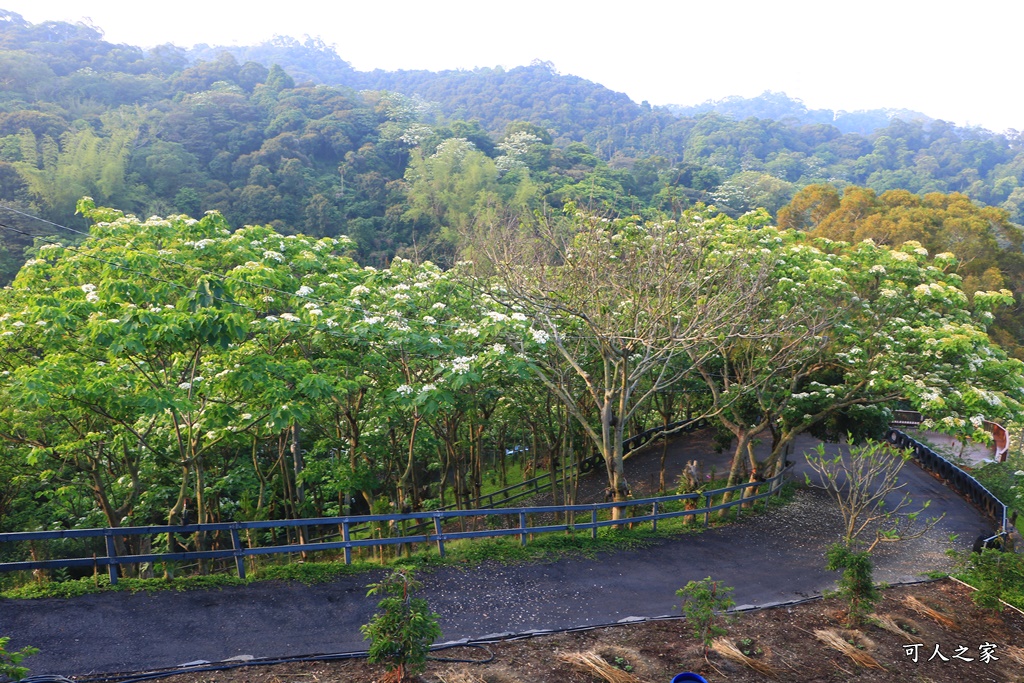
[167,579,1024,683]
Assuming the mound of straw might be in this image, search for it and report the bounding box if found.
[436,667,487,683]
[558,650,641,683]
[711,638,778,676]
[868,613,917,642]
[1005,645,1024,666]
[902,595,956,628]
[814,629,884,669]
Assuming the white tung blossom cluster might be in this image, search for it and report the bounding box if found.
[81,283,100,303]
[451,356,475,374]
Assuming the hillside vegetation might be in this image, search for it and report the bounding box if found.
[1,9,1024,585]
[1,10,1023,279]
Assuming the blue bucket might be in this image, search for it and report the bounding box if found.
[670,674,709,683]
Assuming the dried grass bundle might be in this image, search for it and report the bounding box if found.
[711,638,778,676]
[868,613,917,642]
[557,650,641,683]
[435,667,487,683]
[814,629,884,669]
[902,595,956,627]
[1005,644,1024,666]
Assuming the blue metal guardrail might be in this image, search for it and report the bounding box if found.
[886,428,1013,545]
[0,460,783,586]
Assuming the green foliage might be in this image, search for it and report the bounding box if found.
[4,10,1024,270]
[0,637,38,682]
[0,572,247,599]
[676,577,735,655]
[953,547,1024,611]
[825,542,879,626]
[360,569,441,680]
[3,8,1024,583]
[971,461,1024,526]
[255,560,373,584]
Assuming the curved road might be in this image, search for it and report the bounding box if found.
[0,435,998,675]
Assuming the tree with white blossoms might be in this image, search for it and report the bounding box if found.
[780,239,1023,456]
[0,199,363,552]
[484,206,776,517]
[340,257,525,511]
[707,232,1024,481]
[681,217,849,493]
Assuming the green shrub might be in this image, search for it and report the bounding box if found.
[360,569,441,681]
[826,542,879,626]
[676,576,735,655]
[955,547,1024,611]
[972,462,1023,530]
[0,637,38,682]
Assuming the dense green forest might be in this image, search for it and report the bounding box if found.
[1,10,1023,283]
[2,9,1024,572]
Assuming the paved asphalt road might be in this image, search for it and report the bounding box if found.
[0,435,998,676]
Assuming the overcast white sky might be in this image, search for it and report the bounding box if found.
[4,0,1021,133]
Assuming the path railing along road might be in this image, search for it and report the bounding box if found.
[0,429,1014,676]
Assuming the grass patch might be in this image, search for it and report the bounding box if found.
[255,559,378,584]
[436,458,537,509]
[1,572,249,599]
[952,549,1024,612]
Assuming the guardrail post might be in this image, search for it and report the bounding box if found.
[230,525,245,580]
[519,512,528,546]
[591,509,598,539]
[434,515,445,558]
[704,493,711,528]
[652,501,658,532]
[104,531,118,586]
[342,521,351,565]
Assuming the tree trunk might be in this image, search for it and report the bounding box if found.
[291,423,309,557]
[164,466,190,580]
[398,414,421,511]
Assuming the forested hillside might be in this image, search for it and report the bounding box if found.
[665,90,933,136]
[1,9,1023,286]
[3,9,1024,574]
